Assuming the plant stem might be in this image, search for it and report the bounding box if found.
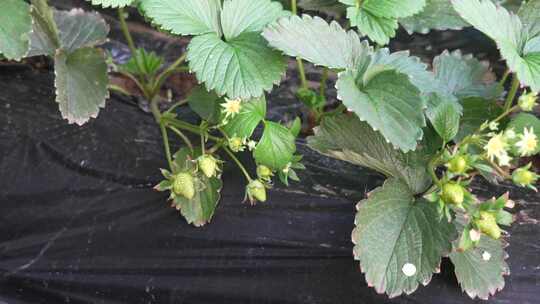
[117,7,147,77]
[428,153,444,187]
[290,0,308,90]
[165,99,188,114]
[152,53,188,96]
[160,124,173,169]
[497,69,511,92]
[118,8,137,55]
[150,96,162,123]
[296,58,309,90]
[162,116,221,142]
[504,75,520,111]
[168,125,194,153]
[223,147,252,182]
[319,67,328,98]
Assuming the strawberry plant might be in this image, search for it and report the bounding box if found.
[1,0,540,301]
[265,0,540,300]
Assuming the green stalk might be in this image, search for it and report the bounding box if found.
[118,8,145,75]
[428,155,443,187]
[168,125,194,153]
[290,0,308,90]
[319,67,328,99]
[223,147,252,182]
[504,75,520,111]
[151,53,188,96]
[160,124,173,169]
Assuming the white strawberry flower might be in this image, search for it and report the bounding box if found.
[221,98,242,120]
[485,133,508,162]
[515,127,537,156]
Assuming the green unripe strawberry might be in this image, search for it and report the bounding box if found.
[257,165,273,179]
[247,180,267,204]
[173,172,195,200]
[441,182,465,206]
[447,156,468,174]
[476,211,501,239]
[198,155,218,178]
[512,166,538,188]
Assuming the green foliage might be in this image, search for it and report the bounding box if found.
[337,68,426,152]
[0,0,32,60]
[453,0,540,92]
[119,48,164,77]
[2,0,537,300]
[142,0,289,99]
[400,0,468,34]
[263,15,370,69]
[55,48,109,125]
[25,2,110,125]
[352,178,456,297]
[254,121,297,170]
[339,0,426,45]
[450,236,509,300]
[221,97,266,138]
[308,113,433,194]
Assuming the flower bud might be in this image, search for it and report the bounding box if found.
[228,137,244,152]
[476,211,501,239]
[518,91,538,112]
[512,164,538,190]
[257,165,273,179]
[173,172,195,200]
[441,182,465,206]
[447,156,468,174]
[198,154,218,178]
[247,180,267,204]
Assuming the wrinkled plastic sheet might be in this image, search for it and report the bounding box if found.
[1,67,539,304]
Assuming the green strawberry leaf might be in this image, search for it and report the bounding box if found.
[221,0,290,40]
[0,0,32,60]
[254,121,296,170]
[140,0,222,36]
[173,175,223,227]
[336,68,426,152]
[453,0,540,92]
[518,0,540,37]
[54,48,109,125]
[119,48,164,77]
[86,0,135,8]
[187,85,225,124]
[263,15,372,69]
[455,97,503,141]
[28,0,60,57]
[345,7,398,46]
[427,96,461,143]
[353,178,456,297]
[433,50,498,100]
[29,7,109,56]
[340,0,425,44]
[307,113,433,194]
[400,0,468,34]
[187,32,286,99]
[55,9,109,53]
[449,236,509,300]
[222,96,266,139]
[369,48,448,96]
[340,0,426,19]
